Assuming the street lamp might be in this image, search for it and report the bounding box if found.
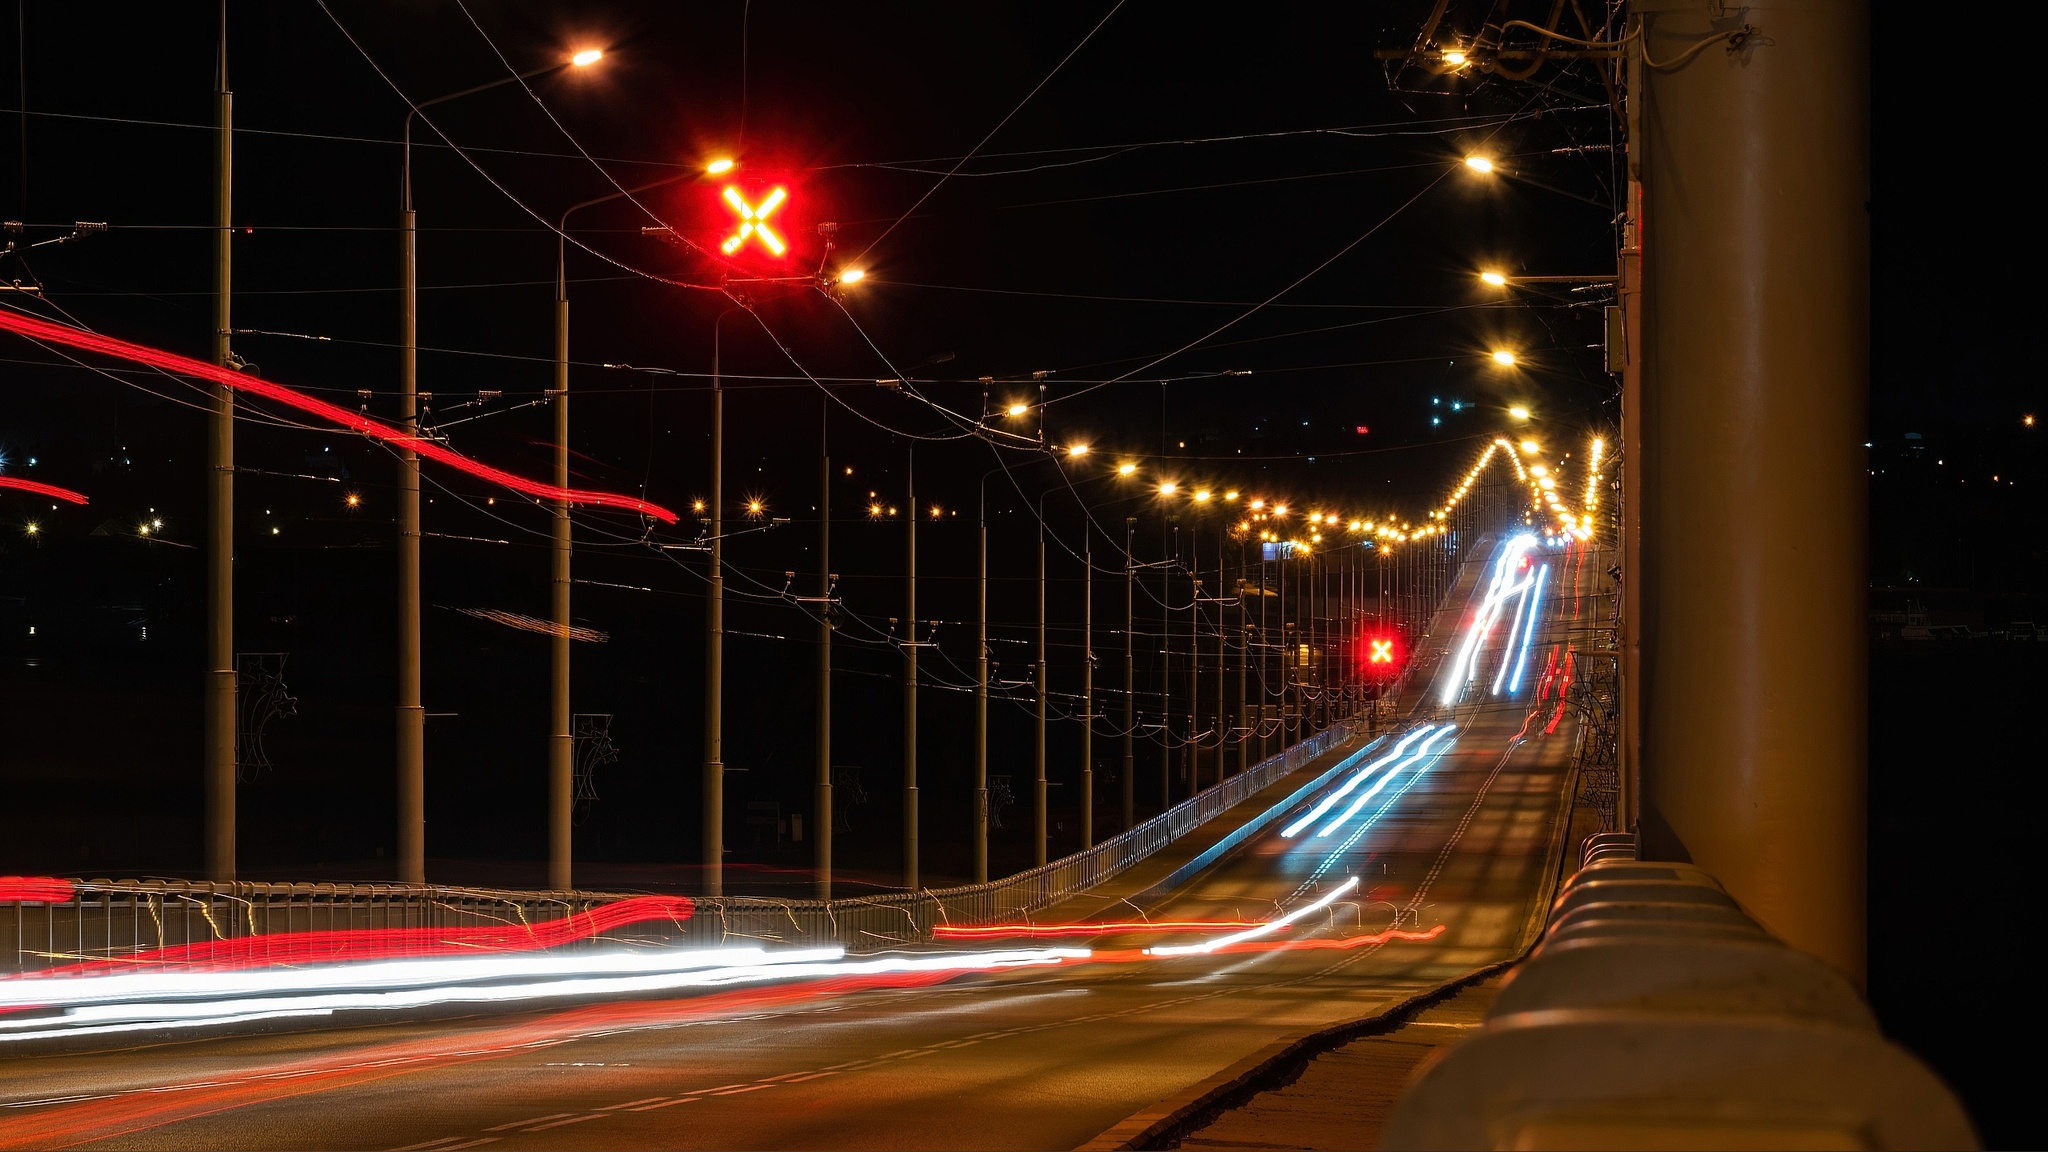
[398,48,606,886]
[1509,405,1533,420]
[1491,349,1518,367]
[1464,155,1495,173]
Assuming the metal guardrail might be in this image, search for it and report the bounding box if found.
[4,727,1350,973]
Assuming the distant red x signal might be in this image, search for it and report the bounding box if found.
[720,185,788,257]
[1369,639,1394,664]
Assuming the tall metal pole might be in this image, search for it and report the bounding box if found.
[1214,530,1224,779]
[703,312,727,897]
[903,450,919,889]
[1159,522,1172,811]
[1236,543,1249,772]
[547,242,572,891]
[815,408,833,900]
[1257,557,1268,762]
[974,489,990,882]
[204,8,236,883]
[1122,518,1135,830]
[1189,551,1200,789]
[1033,526,1047,866]
[1081,540,1094,848]
[396,122,425,886]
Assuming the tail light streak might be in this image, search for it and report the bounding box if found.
[0,309,678,523]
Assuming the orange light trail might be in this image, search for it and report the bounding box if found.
[0,309,678,523]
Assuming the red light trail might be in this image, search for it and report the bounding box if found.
[18,894,696,978]
[0,478,88,505]
[0,876,74,903]
[0,309,678,523]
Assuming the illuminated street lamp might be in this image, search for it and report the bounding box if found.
[837,268,865,285]
[705,157,735,175]
[1465,155,1495,173]
[1509,406,1532,420]
[1479,270,1507,287]
[399,46,610,888]
[1491,349,1518,367]
[1007,402,1029,417]
[1067,443,1091,457]
[1118,462,1138,476]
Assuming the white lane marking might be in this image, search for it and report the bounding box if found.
[485,1113,572,1132]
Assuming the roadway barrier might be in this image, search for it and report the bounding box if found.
[2,727,1351,972]
[1381,855,1978,1150]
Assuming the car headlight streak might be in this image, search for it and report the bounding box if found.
[1442,535,1538,705]
[1281,726,1438,839]
[1315,726,1457,838]
[0,947,1089,1044]
[1504,565,1549,695]
[1146,877,1362,957]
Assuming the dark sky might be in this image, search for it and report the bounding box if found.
[2,2,2000,891]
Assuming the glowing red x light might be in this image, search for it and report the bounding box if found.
[0,309,677,523]
[719,185,788,256]
[1369,639,1394,664]
[0,477,87,505]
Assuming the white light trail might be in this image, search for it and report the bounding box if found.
[1506,564,1549,694]
[0,945,816,1012]
[1280,726,1437,838]
[0,947,1088,1044]
[1146,877,1362,956]
[1316,725,1457,838]
[1441,535,1537,706]
[1489,576,1535,696]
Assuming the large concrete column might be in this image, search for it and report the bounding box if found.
[1637,0,1869,982]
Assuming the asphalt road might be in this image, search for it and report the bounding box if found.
[0,536,1610,1151]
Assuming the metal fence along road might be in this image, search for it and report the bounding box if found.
[3,726,1352,973]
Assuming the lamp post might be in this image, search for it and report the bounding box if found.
[703,303,745,897]
[205,7,234,882]
[904,448,919,889]
[399,49,602,886]
[1122,517,1136,831]
[548,171,688,891]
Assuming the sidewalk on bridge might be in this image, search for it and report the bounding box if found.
[1172,976,1503,1151]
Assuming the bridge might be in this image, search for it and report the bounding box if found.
[0,0,1964,1147]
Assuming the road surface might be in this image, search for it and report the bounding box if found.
[0,535,1610,1151]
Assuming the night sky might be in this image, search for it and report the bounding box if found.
[0,5,2037,1134]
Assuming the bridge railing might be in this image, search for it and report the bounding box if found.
[2,727,1351,972]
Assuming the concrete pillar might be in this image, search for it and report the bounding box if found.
[1637,0,1869,982]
